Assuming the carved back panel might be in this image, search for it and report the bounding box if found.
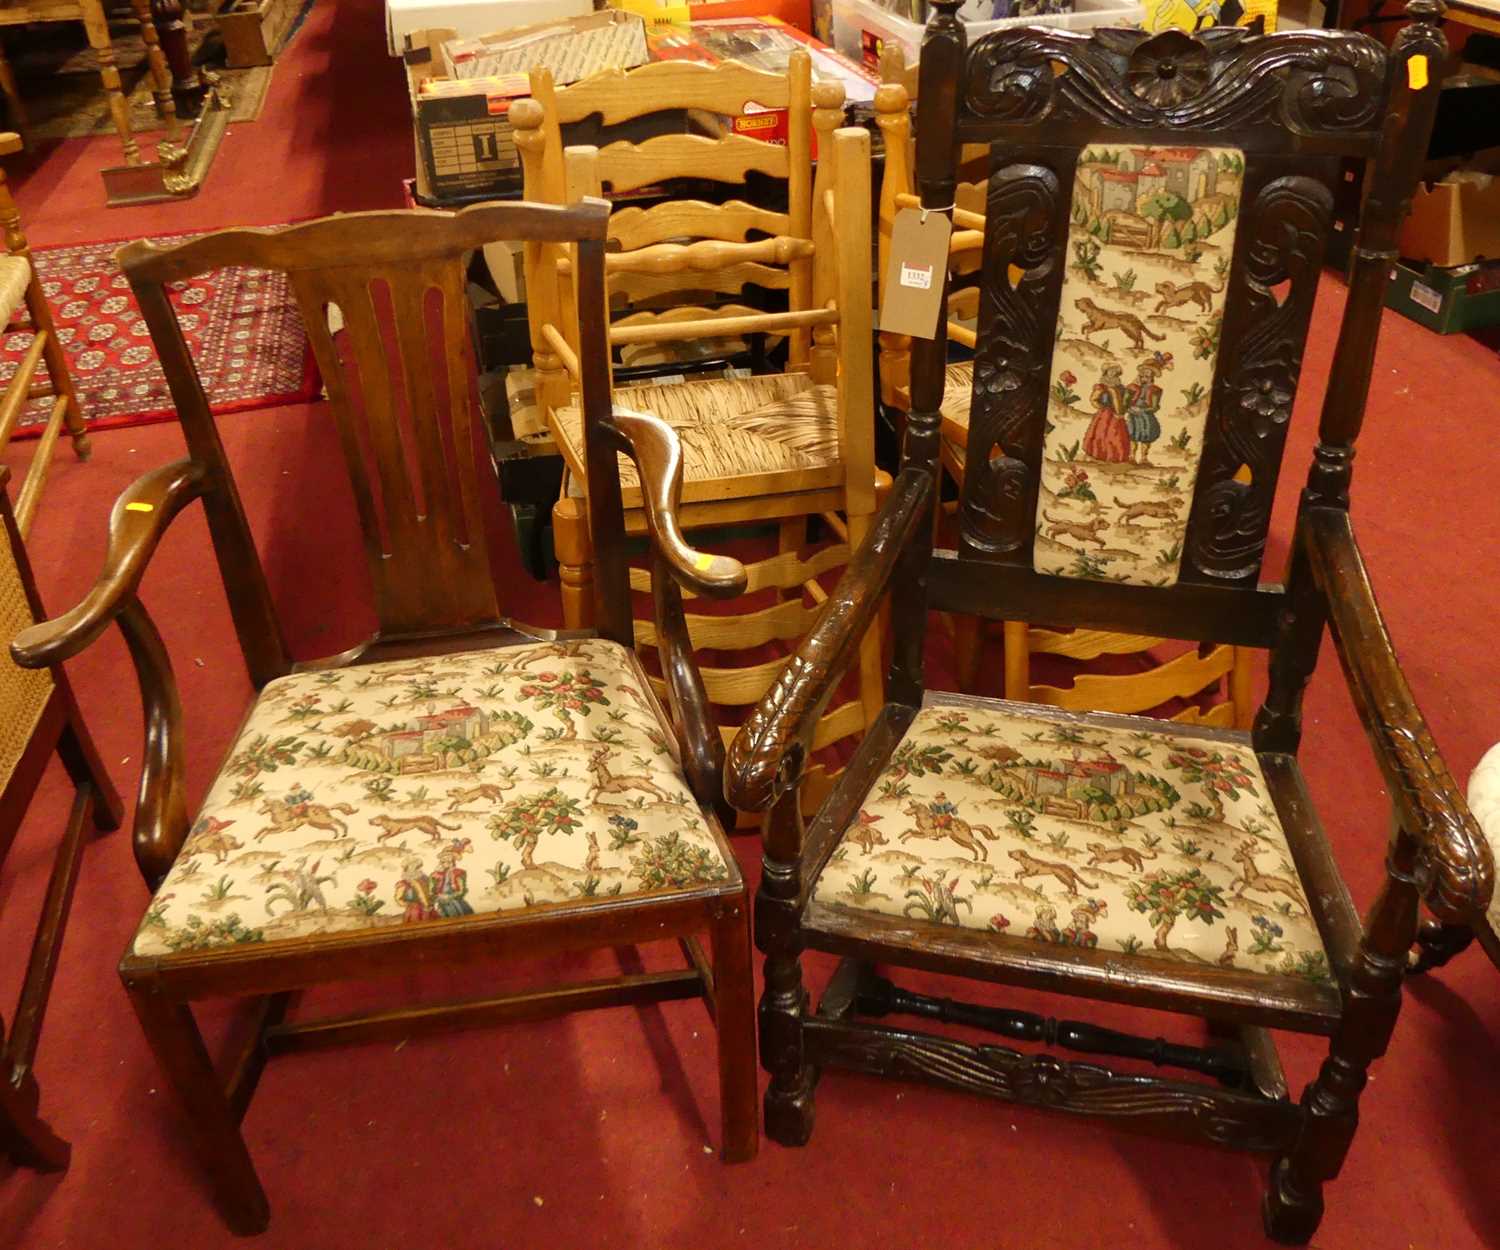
[920,17,1398,596]
[120,202,616,661]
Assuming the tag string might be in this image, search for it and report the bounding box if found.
[918,204,956,225]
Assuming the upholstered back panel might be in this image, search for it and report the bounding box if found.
[1036,143,1241,586]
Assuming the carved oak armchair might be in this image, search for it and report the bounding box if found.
[725,5,1493,1243]
[11,201,758,1233]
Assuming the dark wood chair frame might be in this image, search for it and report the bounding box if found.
[10,199,759,1234]
[724,4,1494,1244]
[0,469,123,1171]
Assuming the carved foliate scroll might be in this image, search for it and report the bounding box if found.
[958,160,1065,557]
[963,27,1386,141]
[1186,174,1333,582]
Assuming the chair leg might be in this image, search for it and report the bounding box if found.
[711,899,758,1163]
[0,41,29,136]
[757,908,816,1147]
[79,0,143,165]
[127,988,271,1235]
[0,1066,70,1171]
[1409,920,1474,973]
[553,496,595,630]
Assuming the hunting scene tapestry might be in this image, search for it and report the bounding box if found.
[812,699,1331,985]
[1035,143,1242,587]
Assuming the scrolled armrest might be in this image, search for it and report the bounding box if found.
[12,458,208,669]
[725,467,934,813]
[603,407,747,600]
[1302,507,1494,925]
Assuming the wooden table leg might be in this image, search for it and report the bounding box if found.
[0,39,28,136]
[123,0,182,144]
[150,0,208,117]
[79,0,143,164]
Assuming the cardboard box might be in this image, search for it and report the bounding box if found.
[1384,258,1500,334]
[1399,171,1500,268]
[386,0,592,55]
[611,0,813,32]
[404,14,665,205]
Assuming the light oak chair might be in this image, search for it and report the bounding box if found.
[873,69,1252,727]
[0,131,93,535]
[0,467,122,1171]
[727,8,1491,1243]
[10,200,758,1232]
[513,55,887,814]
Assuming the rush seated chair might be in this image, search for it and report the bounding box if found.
[10,200,757,1234]
[0,131,93,535]
[724,6,1493,1243]
[0,468,122,1172]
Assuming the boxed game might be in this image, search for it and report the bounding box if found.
[1384,258,1500,335]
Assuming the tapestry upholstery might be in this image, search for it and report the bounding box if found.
[553,373,842,507]
[811,698,1331,983]
[132,640,732,958]
[1035,144,1242,586]
[1465,740,1500,933]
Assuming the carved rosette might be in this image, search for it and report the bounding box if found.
[963,27,1386,139]
[1188,175,1333,581]
[959,162,1062,557]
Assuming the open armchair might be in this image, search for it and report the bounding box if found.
[10,200,758,1233]
[726,5,1492,1243]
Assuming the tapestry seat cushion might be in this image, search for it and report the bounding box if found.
[811,696,1331,985]
[132,639,734,958]
[553,372,842,508]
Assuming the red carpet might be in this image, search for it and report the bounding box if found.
[2,4,1499,1248]
[3,230,318,433]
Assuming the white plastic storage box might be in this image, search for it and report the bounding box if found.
[832,0,1145,71]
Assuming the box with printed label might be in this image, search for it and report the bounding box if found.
[1384,258,1500,334]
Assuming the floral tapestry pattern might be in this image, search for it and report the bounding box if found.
[1035,144,1243,586]
[132,640,731,957]
[811,698,1331,984]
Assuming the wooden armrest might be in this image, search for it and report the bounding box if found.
[725,467,933,814]
[603,407,747,599]
[1302,507,1495,925]
[11,458,208,668]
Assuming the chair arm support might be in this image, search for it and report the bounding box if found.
[602,407,747,599]
[725,466,934,814]
[11,458,208,668]
[1302,507,1494,925]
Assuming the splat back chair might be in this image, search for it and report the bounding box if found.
[0,132,93,536]
[10,201,759,1234]
[514,57,886,814]
[726,6,1493,1243]
[0,469,121,1172]
[873,78,1253,723]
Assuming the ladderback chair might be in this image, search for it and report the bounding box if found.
[513,57,887,813]
[0,131,93,535]
[873,76,1253,723]
[10,201,759,1234]
[0,467,121,1172]
[725,6,1492,1243]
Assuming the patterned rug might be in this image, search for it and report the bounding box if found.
[2,230,319,434]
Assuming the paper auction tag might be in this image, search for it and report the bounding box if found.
[879,208,952,340]
[1408,54,1429,91]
